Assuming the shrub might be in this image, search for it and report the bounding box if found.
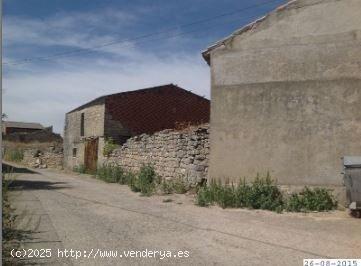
[196,186,212,207]
[160,180,173,194]
[96,164,124,183]
[286,187,337,212]
[172,178,188,194]
[246,174,284,211]
[73,164,86,174]
[4,149,24,162]
[196,175,284,211]
[196,174,337,213]
[137,164,157,196]
[128,172,141,192]
[160,178,189,194]
[103,138,117,157]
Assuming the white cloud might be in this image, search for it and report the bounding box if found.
[3,9,210,134]
[4,8,138,60]
[4,55,210,134]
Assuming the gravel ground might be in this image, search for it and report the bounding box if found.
[4,162,361,266]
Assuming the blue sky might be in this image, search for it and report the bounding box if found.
[3,0,286,133]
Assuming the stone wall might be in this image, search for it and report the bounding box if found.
[22,147,63,169]
[105,124,209,184]
[3,141,64,170]
[63,102,105,170]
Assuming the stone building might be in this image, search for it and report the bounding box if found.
[2,121,46,135]
[202,0,361,200]
[64,84,210,172]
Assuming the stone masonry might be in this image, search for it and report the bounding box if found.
[22,147,63,170]
[105,124,209,184]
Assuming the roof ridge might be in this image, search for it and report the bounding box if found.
[67,83,207,114]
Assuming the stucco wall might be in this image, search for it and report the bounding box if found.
[63,102,105,169]
[208,0,361,191]
[104,124,209,184]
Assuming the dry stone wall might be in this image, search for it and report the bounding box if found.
[105,124,209,184]
[22,147,63,169]
[3,140,64,170]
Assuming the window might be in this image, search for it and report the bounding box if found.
[80,113,85,136]
[72,148,77,157]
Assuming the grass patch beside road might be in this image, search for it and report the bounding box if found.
[4,149,24,163]
[196,174,337,213]
[197,174,284,212]
[74,164,337,213]
[2,170,30,265]
[94,164,190,197]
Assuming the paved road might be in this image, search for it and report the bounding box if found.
[4,163,361,265]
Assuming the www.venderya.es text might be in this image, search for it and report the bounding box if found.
[11,248,190,260]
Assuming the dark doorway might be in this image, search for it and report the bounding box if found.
[84,138,98,173]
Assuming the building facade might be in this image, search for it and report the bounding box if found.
[2,121,46,135]
[203,0,361,200]
[63,84,210,172]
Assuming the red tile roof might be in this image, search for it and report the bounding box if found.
[105,84,210,135]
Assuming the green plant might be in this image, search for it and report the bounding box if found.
[73,164,86,174]
[103,138,117,157]
[172,178,188,194]
[2,177,15,240]
[4,149,24,162]
[96,164,124,183]
[2,173,21,265]
[196,174,284,211]
[137,164,157,196]
[246,174,284,211]
[196,186,212,207]
[286,187,337,212]
[160,178,189,194]
[160,180,173,194]
[127,172,141,192]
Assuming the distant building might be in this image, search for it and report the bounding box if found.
[2,121,46,135]
[202,0,361,202]
[64,84,210,172]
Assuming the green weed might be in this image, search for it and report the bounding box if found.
[4,149,24,162]
[73,164,86,174]
[286,187,337,212]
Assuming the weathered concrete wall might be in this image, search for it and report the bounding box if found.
[208,0,361,193]
[105,124,209,184]
[63,102,105,170]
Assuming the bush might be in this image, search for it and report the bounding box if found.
[103,138,117,157]
[196,175,337,213]
[196,174,284,211]
[127,172,141,192]
[246,174,284,211]
[4,149,24,162]
[196,186,212,207]
[160,178,189,194]
[137,164,157,196]
[286,187,337,212]
[73,164,86,174]
[172,178,188,194]
[96,164,125,183]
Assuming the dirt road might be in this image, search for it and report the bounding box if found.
[4,163,361,265]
